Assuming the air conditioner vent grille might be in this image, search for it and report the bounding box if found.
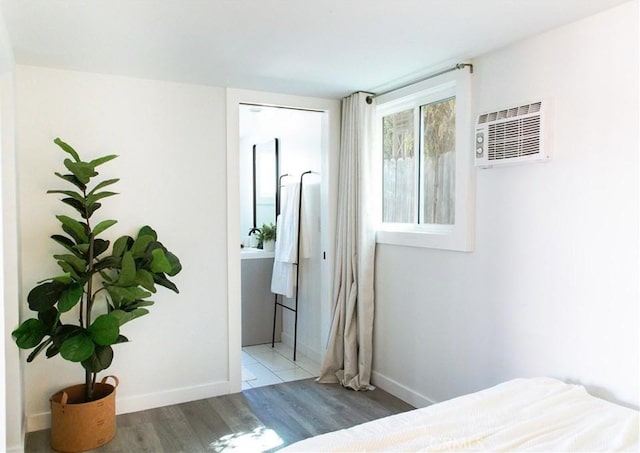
[487,116,541,160]
[477,101,543,124]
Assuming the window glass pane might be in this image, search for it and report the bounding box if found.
[421,97,455,225]
[382,109,415,223]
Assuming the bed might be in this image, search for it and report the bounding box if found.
[282,377,639,452]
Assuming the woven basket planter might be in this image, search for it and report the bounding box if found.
[49,376,119,452]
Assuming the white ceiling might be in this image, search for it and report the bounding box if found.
[0,0,630,99]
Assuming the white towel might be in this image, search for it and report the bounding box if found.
[271,184,297,297]
[271,182,319,297]
[271,182,309,297]
[270,260,296,298]
[270,213,292,297]
[275,183,300,263]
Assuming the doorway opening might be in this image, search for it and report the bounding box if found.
[238,104,324,389]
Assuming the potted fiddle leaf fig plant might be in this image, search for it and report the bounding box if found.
[11,138,182,452]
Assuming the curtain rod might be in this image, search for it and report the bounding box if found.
[365,63,473,104]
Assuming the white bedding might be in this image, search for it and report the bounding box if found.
[282,378,639,452]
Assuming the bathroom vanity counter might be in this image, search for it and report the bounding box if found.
[241,247,275,260]
[241,249,280,346]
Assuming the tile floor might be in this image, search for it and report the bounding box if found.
[241,342,321,389]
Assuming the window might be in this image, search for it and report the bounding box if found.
[382,108,415,223]
[375,70,474,251]
[421,97,456,225]
[382,97,456,225]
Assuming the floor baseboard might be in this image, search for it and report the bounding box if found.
[371,370,437,408]
[26,379,230,432]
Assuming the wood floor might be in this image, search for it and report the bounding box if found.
[25,378,414,452]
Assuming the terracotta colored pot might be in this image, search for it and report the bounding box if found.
[49,375,119,452]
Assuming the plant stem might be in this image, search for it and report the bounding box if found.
[83,187,96,402]
[85,368,93,401]
[79,288,85,328]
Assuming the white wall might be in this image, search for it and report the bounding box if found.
[1,72,22,452]
[372,1,639,408]
[0,6,23,451]
[15,65,230,430]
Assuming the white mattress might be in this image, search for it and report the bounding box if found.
[282,378,639,452]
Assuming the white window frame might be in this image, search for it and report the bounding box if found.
[374,69,474,252]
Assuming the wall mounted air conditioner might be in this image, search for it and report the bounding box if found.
[475,100,552,168]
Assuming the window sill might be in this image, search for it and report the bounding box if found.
[376,227,473,252]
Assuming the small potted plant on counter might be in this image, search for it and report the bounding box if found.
[11,138,182,452]
[258,222,276,251]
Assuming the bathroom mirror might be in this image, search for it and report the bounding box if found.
[253,138,279,229]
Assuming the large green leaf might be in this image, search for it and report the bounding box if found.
[51,234,83,257]
[86,191,117,206]
[61,224,85,246]
[51,325,82,349]
[165,251,182,277]
[56,261,81,281]
[60,197,85,217]
[26,338,53,362]
[150,248,172,274]
[60,333,95,362]
[93,238,110,257]
[38,307,60,331]
[89,154,118,168]
[131,235,154,258]
[106,285,152,304]
[81,345,114,373]
[112,236,133,258]
[131,236,155,258]
[27,281,67,312]
[94,256,120,272]
[109,308,149,326]
[85,202,102,218]
[64,159,97,185]
[56,215,88,243]
[60,198,102,219]
[117,251,136,286]
[135,269,156,292]
[88,314,120,346]
[93,219,117,237]
[137,225,157,240]
[60,197,101,219]
[153,273,179,293]
[99,270,114,284]
[74,243,89,254]
[47,189,85,203]
[124,300,154,310]
[88,178,119,195]
[54,172,86,191]
[54,138,81,162]
[58,283,83,313]
[12,318,47,349]
[46,342,60,358]
[49,274,73,285]
[53,254,87,273]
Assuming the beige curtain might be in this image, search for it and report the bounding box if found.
[317,92,376,390]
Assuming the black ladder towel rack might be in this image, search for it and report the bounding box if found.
[271,170,313,361]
